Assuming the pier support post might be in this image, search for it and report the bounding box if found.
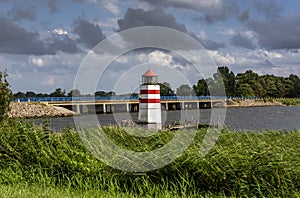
[103,104,106,113]
[76,104,80,114]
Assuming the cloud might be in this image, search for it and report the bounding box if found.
[217,27,235,36]
[103,1,120,15]
[118,8,187,33]
[44,0,60,13]
[30,57,43,67]
[8,3,36,21]
[207,50,235,65]
[238,11,250,22]
[73,19,106,48]
[252,0,282,19]
[0,17,79,55]
[137,0,223,12]
[148,50,173,65]
[0,18,49,55]
[117,8,224,50]
[231,31,258,49]
[52,28,68,35]
[8,71,22,80]
[42,75,55,86]
[248,15,300,50]
[49,35,79,54]
[203,1,239,24]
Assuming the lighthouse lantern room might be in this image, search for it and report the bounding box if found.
[138,69,162,129]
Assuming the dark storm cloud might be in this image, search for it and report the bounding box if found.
[200,39,225,50]
[117,8,225,50]
[238,11,250,22]
[8,2,36,21]
[44,0,60,13]
[203,1,239,24]
[136,0,222,12]
[73,19,106,48]
[118,8,187,32]
[139,0,240,25]
[231,33,256,49]
[252,0,282,18]
[248,15,300,50]
[49,35,79,54]
[0,18,49,55]
[0,17,79,55]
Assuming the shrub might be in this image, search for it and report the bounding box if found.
[0,71,12,122]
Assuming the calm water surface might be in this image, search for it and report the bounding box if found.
[36,106,300,131]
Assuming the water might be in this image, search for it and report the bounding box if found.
[36,106,300,132]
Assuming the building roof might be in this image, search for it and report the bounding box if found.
[142,69,157,77]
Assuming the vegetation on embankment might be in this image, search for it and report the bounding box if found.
[277,98,300,106]
[0,120,299,197]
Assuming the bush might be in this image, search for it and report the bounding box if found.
[0,71,12,122]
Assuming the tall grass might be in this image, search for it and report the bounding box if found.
[278,98,300,106]
[0,120,299,197]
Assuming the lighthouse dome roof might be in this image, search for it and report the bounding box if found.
[142,69,157,77]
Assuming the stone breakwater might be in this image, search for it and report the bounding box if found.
[8,102,78,118]
[236,99,285,107]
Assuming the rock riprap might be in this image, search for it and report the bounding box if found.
[8,102,76,118]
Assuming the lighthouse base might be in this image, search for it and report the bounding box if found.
[138,103,162,130]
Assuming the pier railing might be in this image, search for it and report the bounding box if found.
[15,96,263,102]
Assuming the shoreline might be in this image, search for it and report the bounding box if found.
[228,99,285,108]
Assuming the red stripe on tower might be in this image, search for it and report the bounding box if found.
[140,90,160,94]
[140,99,160,103]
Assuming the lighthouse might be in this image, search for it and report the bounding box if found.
[138,69,162,129]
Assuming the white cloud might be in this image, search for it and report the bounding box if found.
[52,28,68,35]
[30,57,43,67]
[8,71,22,80]
[217,27,235,35]
[170,0,223,10]
[198,30,207,39]
[148,51,173,65]
[207,50,235,65]
[103,1,120,15]
[42,76,55,86]
[96,17,118,29]
[115,56,128,63]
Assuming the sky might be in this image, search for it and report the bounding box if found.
[0,0,300,94]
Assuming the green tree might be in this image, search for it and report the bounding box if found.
[95,91,108,97]
[217,66,236,96]
[159,82,174,96]
[286,74,300,97]
[0,71,12,122]
[193,79,208,96]
[68,89,81,97]
[25,91,37,98]
[176,84,194,96]
[50,88,66,97]
[14,91,26,98]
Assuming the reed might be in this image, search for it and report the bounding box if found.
[0,120,299,197]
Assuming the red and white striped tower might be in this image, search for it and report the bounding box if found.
[138,69,162,129]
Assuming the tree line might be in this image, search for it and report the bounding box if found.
[161,66,300,98]
[12,66,300,99]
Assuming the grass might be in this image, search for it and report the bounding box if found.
[0,119,299,197]
[278,98,300,106]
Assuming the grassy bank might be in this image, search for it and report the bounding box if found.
[277,98,300,106]
[0,120,299,197]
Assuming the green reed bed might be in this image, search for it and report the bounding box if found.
[278,98,300,106]
[0,120,299,197]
